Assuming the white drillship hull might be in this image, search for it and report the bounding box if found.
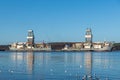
[92,47,112,51]
[62,46,112,52]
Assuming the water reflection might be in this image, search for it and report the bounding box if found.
[10,52,34,74]
[0,51,120,79]
[26,52,34,74]
[84,52,92,80]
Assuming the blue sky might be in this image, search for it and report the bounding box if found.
[0,0,120,44]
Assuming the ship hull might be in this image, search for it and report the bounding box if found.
[61,47,112,52]
[9,47,51,52]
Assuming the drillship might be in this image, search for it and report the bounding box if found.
[62,28,113,51]
[9,30,51,51]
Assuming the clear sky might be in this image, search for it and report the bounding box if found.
[0,0,120,44]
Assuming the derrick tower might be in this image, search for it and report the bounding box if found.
[85,28,92,43]
[26,30,35,48]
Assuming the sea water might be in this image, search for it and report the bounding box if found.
[0,51,120,80]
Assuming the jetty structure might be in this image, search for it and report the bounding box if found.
[9,28,113,51]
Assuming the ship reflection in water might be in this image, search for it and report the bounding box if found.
[0,52,120,80]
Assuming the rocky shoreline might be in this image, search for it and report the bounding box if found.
[112,43,120,51]
[0,45,9,51]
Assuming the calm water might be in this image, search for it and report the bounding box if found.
[0,51,120,80]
